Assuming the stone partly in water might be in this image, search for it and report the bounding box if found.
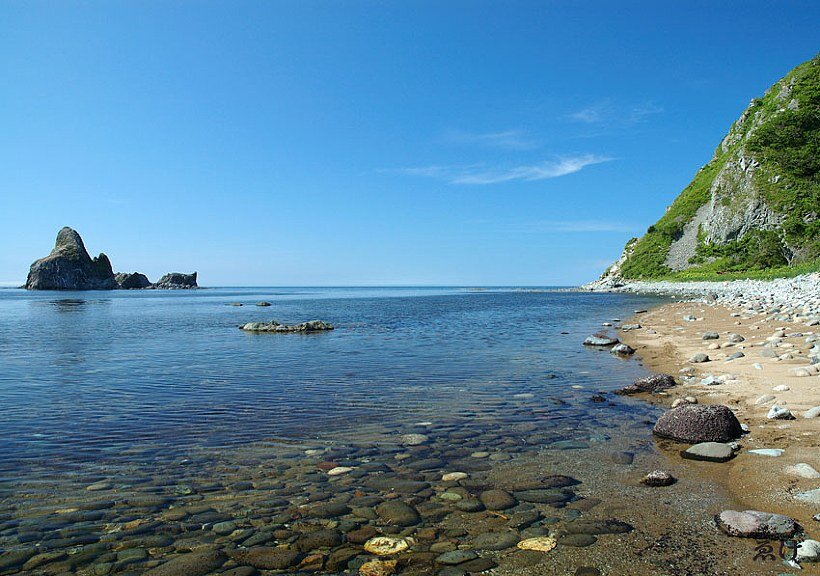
[653,404,743,443]
[681,442,735,463]
[610,343,635,356]
[26,227,117,290]
[715,510,801,539]
[154,272,198,289]
[640,470,676,487]
[583,333,619,347]
[115,272,152,289]
[240,320,334,333]
[615,373,676,395]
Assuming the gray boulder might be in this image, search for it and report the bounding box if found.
[115,272,152,289]
[154,272,198,289]
[25,227,117,290]
[681,442,735,462]
[583,333,619,347]
[653,404,743,443]
[715,510,800,539]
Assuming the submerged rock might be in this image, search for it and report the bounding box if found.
[26,227,117,290]
[240,320,334,333]
[715,510,800,539]
[640,470,676,487]
[653,404,743,443]
[154,272,198,289]
[144,549,227,576]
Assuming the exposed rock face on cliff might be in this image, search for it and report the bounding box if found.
[591,54,819,285]
[154,272,198,289]
[26,227,118,290]
[115,272,152,289]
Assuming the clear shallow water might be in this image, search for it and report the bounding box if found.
[0,287,665,472]
[5,286,746,576]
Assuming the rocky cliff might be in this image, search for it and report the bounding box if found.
[591,54,819,287]
[25,227,118,290]
[26,228,199,290]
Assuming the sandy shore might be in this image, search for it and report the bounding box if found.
[618,299,820,558]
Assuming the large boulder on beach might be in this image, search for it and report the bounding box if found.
[115,272,152,289]
[25,227,117,290]
[653,404,743,443]
[715,510,800,539]
[615,373,676,395]
[154,272,198,289]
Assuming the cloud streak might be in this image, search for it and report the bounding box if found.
[567,100,664,126]
[390,154,611,185]
[444,129,538,150]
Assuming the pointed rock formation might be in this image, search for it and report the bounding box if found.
[26,227,118,290]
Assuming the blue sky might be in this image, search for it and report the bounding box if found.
[1,1,817,286]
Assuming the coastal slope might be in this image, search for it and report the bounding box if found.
[591,54,819,288]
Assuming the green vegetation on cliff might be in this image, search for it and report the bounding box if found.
[616,54,820,280]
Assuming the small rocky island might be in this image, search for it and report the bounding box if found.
[240,320,334,333]
[25,227,198,291]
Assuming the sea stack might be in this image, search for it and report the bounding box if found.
[154,272,198,289]
[25,227,117,290]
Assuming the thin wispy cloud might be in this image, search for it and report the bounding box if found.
[444,129,538,150]
[389,154,611,185]
[567,100,663,126]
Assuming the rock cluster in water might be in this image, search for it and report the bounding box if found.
[25,227,197,290]
[240,320,335,333]
[25,227,118,290]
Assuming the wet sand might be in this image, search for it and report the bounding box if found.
[618,301,820,574]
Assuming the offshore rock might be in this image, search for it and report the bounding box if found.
[115,272,152,289]
[154,272,198,289]
[240,320,334,333]
[26,227,117,290]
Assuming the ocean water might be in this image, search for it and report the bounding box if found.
[0,287,666,472]
[7,286,768,576]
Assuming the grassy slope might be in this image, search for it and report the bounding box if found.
[619,54,820,280]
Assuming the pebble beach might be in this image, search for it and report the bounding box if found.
[592,272,820,571]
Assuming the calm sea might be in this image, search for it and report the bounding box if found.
[0,287,667,474]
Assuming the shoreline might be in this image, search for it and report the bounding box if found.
[610,279,819,563]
